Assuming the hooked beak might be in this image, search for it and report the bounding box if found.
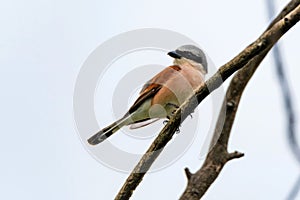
[168,51,182,59]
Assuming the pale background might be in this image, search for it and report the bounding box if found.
[0,0,300,199]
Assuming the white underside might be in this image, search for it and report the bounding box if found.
[129,118,160,129]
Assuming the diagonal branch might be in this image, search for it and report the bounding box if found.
[180,1,300,199]
[115,2,300,199]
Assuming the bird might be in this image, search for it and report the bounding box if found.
[87,45,207,145]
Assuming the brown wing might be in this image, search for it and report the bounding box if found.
[128,65,181,114]
[128,83,161,114]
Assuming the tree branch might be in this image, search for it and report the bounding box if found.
[180,1,300,199]
[115,2,300,199]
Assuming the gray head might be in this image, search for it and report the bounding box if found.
[168,45,207,73]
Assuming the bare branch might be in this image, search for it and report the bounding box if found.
[184,168,193,180]
[227,151,245,161]
[115,1,300,199]
[180,1,300,199]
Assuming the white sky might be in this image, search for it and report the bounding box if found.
[0,0,300,199]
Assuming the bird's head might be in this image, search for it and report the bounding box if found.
[168,45,208,74]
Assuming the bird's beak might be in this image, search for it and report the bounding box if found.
[168,51,182,59]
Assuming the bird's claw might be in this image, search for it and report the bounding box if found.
[163,120,169,125]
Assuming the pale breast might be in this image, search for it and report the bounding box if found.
[152,64,204,107]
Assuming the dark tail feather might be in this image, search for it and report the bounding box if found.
[87,117,127,145]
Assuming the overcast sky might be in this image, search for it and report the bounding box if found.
[0,0,300,199]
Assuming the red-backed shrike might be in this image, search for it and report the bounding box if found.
[88,45,207,145]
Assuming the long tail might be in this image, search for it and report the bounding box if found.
[87,115,130,145]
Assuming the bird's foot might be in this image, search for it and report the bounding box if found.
[176,126,181,134]
[163,119,181,133]
[163,119,169,125]
[189,109,196,118]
